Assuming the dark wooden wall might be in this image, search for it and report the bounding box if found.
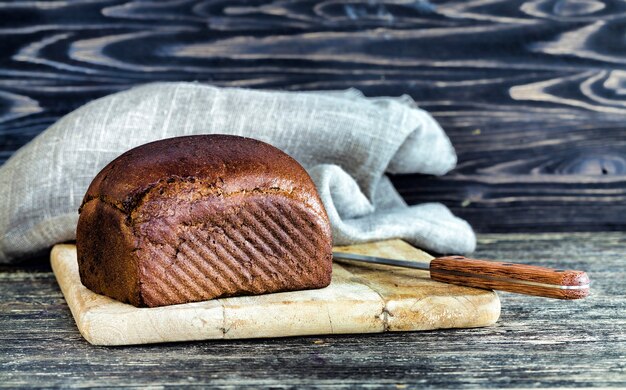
[1,0,624,232]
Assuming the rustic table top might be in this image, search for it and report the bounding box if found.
[1,233,624,388]
[1,1,625,387]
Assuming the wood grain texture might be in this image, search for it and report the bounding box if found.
[51,240,498,345]
[1,233,624,388]
[430,255,590,299]
[0,1,625,232]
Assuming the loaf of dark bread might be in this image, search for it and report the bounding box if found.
[77,135,333,307]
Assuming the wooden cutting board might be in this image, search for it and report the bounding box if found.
[51,240,500,346]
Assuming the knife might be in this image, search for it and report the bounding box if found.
[332,251,590,299]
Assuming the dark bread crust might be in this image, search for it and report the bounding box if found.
[80,135,325,217]
[77,135,332,307]
[77,200,140,305]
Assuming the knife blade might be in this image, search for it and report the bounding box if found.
[332,251,590,299]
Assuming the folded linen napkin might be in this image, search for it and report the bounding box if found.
[0,82,475,263]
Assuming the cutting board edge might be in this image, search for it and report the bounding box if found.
[51,243,500,346]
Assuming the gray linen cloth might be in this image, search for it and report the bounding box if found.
[0,82,475,263]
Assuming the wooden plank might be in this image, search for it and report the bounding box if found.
[50,240,499,345]
[0,1,625,232]
[0,233,623,387]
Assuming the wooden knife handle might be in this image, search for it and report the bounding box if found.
[430,256,590,299]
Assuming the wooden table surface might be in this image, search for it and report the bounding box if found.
[1,1,625,388]
[1,233,624,388]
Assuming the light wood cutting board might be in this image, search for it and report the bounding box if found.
[51,240,500,346]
